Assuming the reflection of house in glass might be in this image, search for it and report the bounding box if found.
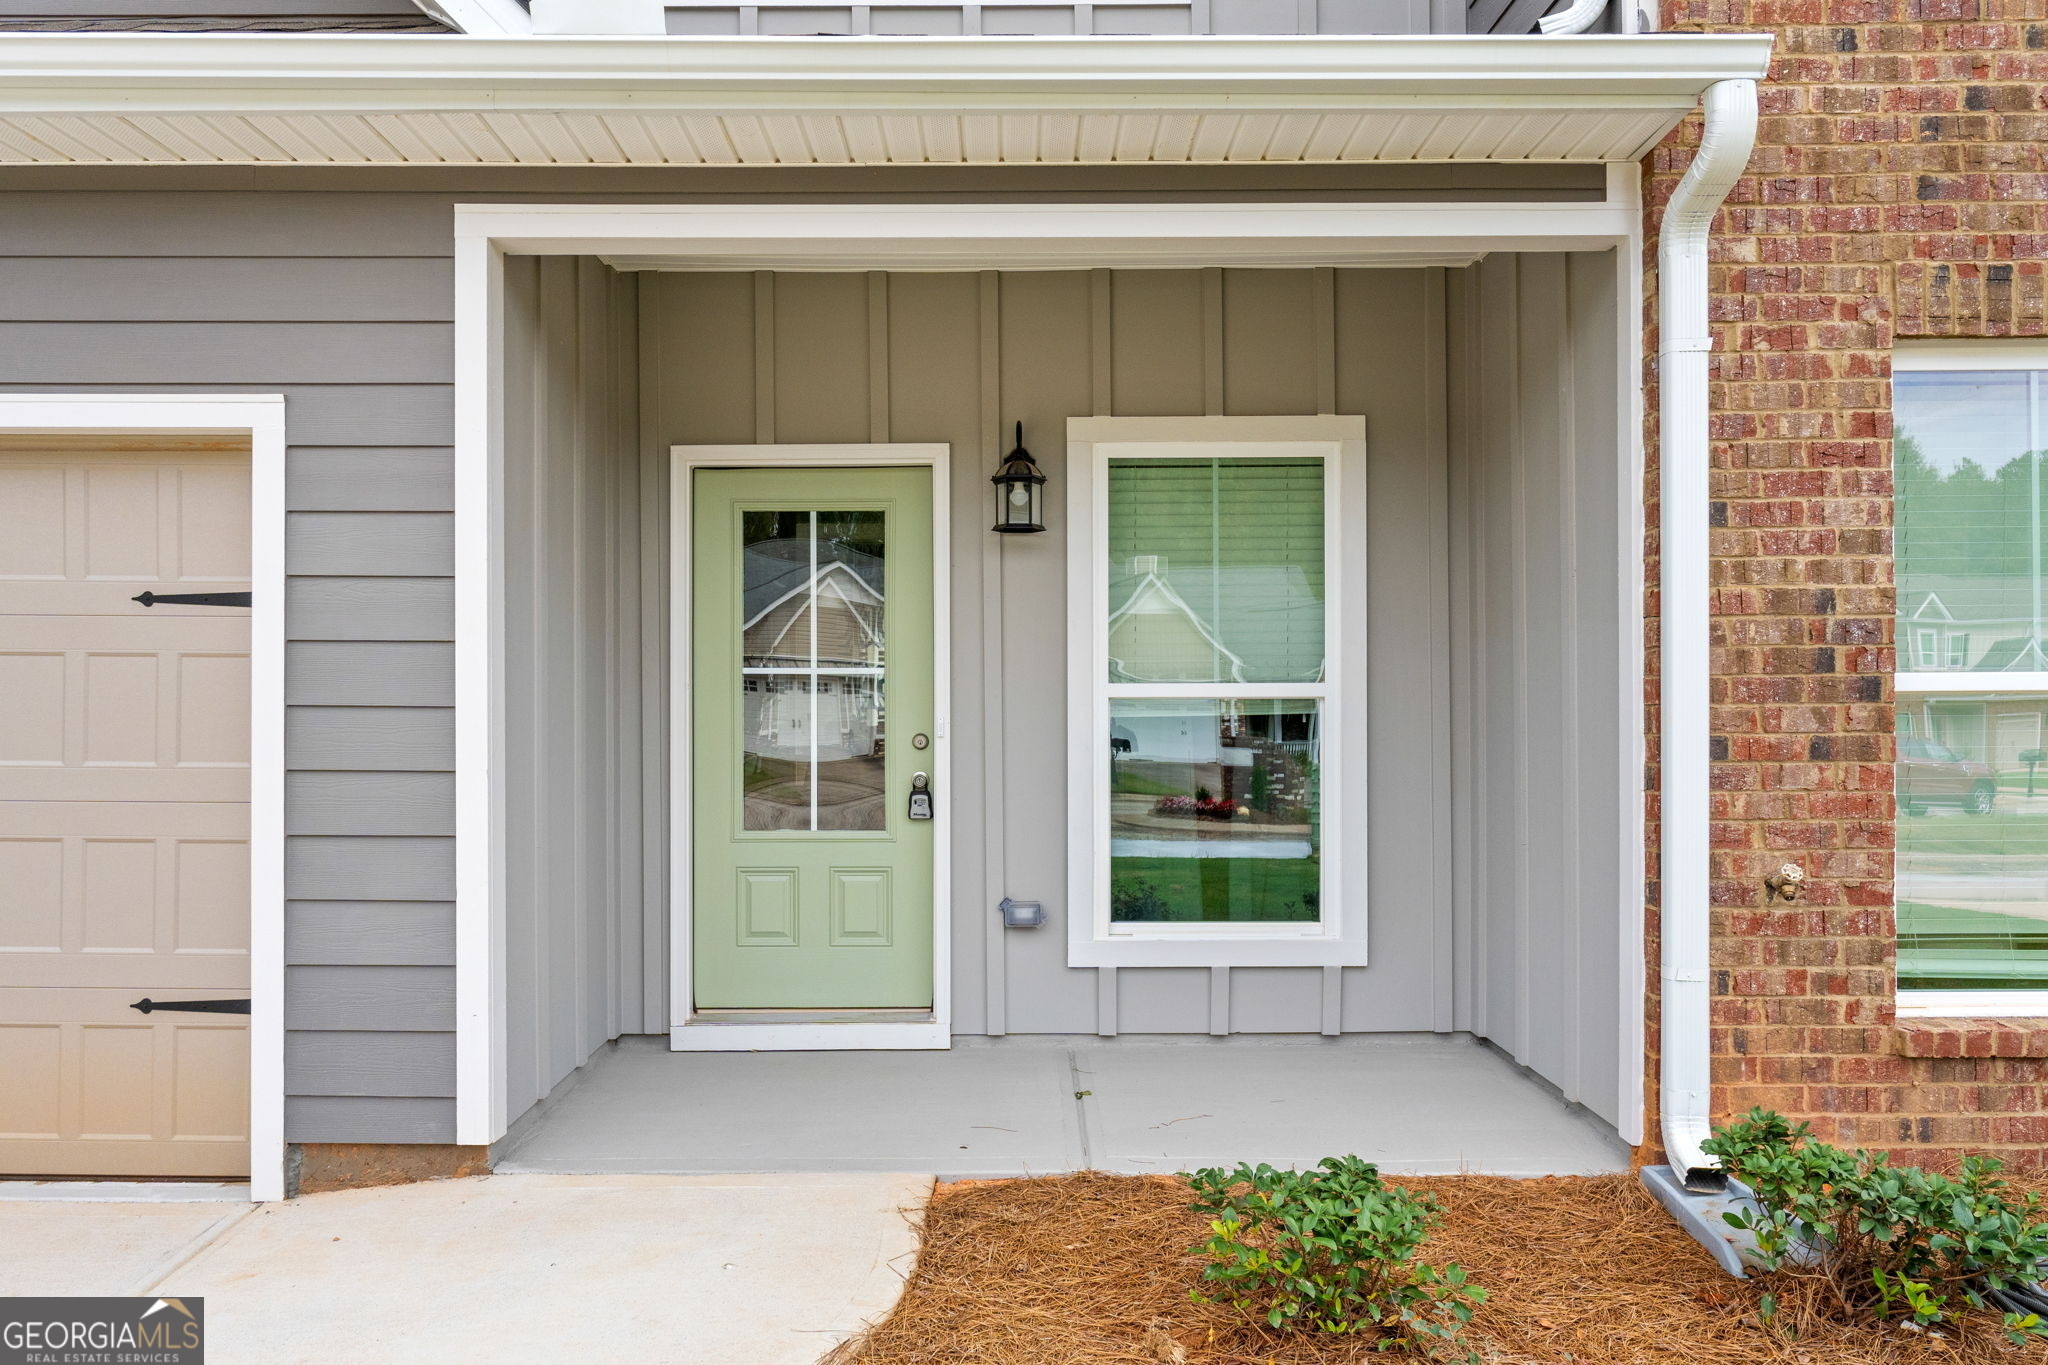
[1103,553,1323,922]
[739,524,888,832]
[1900,577,2048,674]
[1106,553,1323,685]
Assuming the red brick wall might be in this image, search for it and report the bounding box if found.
[1646,0,2048,1168]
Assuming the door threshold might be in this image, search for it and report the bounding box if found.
[688,1008,934,1026]
[672,1010,948,1052]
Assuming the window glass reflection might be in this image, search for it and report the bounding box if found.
[1896,371,2048,672]
[1105,458,1324,685]
[739,508,886,833]
[1108,698,1321,923]
[1896,695,2048,990]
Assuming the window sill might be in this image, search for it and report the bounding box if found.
[1889,1017,2048,1060]
[1067,936,1370,968]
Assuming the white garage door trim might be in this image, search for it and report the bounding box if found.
[0,394,286,1204]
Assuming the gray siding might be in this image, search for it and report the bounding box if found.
[0,0,448,32]
[657,0,1592,35]
[500,256,647,1122]
[2,0,1587,33]
[0,177,1623,1147]
[0,193,471,1142]
[640,266,1456,1039]
[1446,251,1630,1130]
[663,0,1427,35]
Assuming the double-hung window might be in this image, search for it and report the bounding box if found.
[1893,342,2048,1015]
[1066,416,1367,968]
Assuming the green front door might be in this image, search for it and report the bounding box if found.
[691,466,935,1009]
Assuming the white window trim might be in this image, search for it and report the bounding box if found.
[1896,992,2048,1019]
[1893,341,2048,1018]
[1065,414,1367,968]
[1897,671,2048,693]
[1894,339,2048,370]
[0,394,287,1203]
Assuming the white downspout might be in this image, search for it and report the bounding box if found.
[1659,77,1759,1191]
[1539,0,1609,34]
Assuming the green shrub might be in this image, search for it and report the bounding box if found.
[1184,1156,1484,1357]
[1703,1107,2048,1344]
[1109,876,1171,922]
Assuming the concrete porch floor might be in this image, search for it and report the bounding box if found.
[495,1033,1629,1180]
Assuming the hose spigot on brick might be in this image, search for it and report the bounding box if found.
[1764,862,1806,904]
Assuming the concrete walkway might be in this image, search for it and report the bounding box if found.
[0,1172,927,1365]
[498,1033,1629,1180]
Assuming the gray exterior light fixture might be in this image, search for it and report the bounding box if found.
[990,421,1047,534]
[998,898,1045,929]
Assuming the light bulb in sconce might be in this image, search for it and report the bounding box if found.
[990,420,1048,534]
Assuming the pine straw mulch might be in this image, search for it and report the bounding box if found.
[824,1170,2048,1365]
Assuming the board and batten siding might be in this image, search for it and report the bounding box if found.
[639,266,1459,1039]
[500,256,649,1124]
[1447,251,1630,1131]
[652,0,1594,36]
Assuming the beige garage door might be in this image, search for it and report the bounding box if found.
[0,441,251,1179]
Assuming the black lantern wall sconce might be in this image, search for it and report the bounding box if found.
[990,421,1047,534]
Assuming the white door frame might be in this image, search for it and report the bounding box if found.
[668,444,951,1051]
[452,189,1648,1145]
[0,394,287,1203]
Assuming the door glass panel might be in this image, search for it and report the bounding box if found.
[742,674,813,832]
[816,674,886,831]
[739,507,886,832]
[1107,697,1322,923]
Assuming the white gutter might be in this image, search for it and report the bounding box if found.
[1539,0,1609,34]
[1658,75,1759,1191]
[0,33,1785,103]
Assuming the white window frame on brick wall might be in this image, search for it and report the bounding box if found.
[1894,339,2048,1019]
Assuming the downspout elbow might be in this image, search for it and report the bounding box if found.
[1538,0,1608,35]
[1656,77,1758,1191]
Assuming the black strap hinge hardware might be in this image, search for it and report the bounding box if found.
[130,997,252,1015]
[132,591,252,608]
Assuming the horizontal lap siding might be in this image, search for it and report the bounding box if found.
[0,193,460,1143]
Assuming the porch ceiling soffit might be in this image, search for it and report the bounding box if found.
[0,34,1772,168]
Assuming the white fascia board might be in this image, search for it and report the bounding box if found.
[464,200,1637,263]
[0,34,1776,113]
